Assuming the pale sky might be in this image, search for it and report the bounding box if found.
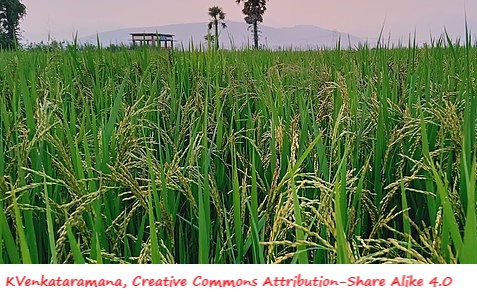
[20,0,477,43]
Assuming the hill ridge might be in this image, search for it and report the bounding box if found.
[79,21,363,50]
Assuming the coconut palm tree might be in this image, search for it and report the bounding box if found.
[235,0,267,49]
[208,6,227,50]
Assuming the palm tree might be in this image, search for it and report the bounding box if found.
[208,6,227,50]
[235,0,267,49]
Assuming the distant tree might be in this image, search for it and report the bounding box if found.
[204,32,215,46]
[235,0,267,49]
[0,0,26,49]
[208,6,227,50]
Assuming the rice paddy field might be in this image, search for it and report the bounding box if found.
[0,38,476,264]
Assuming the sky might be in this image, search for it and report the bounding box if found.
[19,0,477,44]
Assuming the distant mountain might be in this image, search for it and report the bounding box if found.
[79,21,363,50]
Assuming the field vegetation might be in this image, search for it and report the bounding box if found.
[0,37,476,264]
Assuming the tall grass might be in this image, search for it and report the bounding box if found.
[0,37,476,264]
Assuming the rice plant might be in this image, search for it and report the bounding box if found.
[0,36,476,264]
